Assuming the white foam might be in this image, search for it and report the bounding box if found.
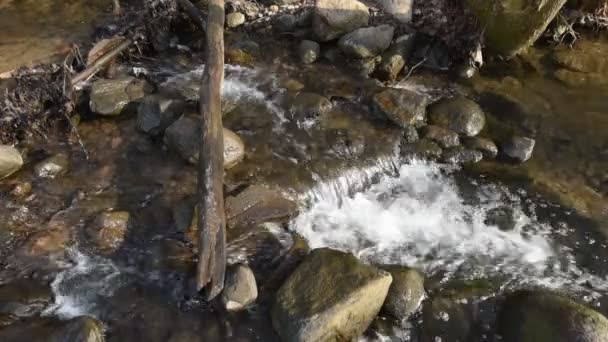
[292,160,608,295]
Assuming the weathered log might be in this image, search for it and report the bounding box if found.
[196,0,226,300]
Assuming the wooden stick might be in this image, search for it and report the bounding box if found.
[70,38,132,86]
[196,0,226,300]
[113,0,121,16]
[176,0,207,32]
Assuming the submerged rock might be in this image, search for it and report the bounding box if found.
[421,125,460,148]
[272,248,392,342]
[0,279,53,318]
[372,88,428,127]
[51,316,104,342]
[136,94,184,135]
[501,136,535,162]
[462,137,498,159]
[221,264,258,311]
[465,0,567,57]
[225,185,297,229]
[312,0,370,41]
[338,25,395,59]
[163,115,245,168]
[428,96,486,137]
[402,125,419,144]
[484,206,517,231]
[89,77,148,116]
[381,265,425,320]
[226,12,246,28]
[288,92,332,120]
[0,145,23,179]
[34,154,69,178]
[441,147,483,165]
[18,228,70,257]
[498,290,608,342]
[298,40,321,64]
[401,139,443,161]
[86,211,130,253]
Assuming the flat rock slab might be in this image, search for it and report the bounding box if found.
[272,248,392,342]
[0,145,23,179]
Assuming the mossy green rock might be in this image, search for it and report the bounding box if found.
[498,290,608,342]
[272,248,392,342]
[465,0,567,57]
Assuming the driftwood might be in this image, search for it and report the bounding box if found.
[196,0,226,300]
[71,37,133,86]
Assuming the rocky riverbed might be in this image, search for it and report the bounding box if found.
[1,0,608,341]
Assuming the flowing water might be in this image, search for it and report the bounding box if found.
[1,1,608,341]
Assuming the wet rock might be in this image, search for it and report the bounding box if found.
[280,79,305,92]
[551,43,608,74]
[298,40,320,64]
[10,181,32,198]
[159,75,239,112]
[18,228,69,257]
[402,125,419,144]
[428,96,486,137]
[322,46,344,63]
[136,95,184,135]
[225,185,297,229]
[441,147,483,164]
[312,0,370,41]
[0,145,23,179]
[0,279,53,318]
[381,265,425,320]
[164,116,245,168]
[422,280,498,342]
[457,64,477,79]
[375,0,413,23]
[0,317,63,342]
[372,88,428,127]
[484,206,517,231]
[221,264,258,311]
[338,25,395,59]
[401,139,443,161]
[498,290,608,342]
[462,137,498,158]
[501,136,535,162]
[351,56,381,77]
[86,211,130,253]
[34,154,69,178]
[274,14,298,32]
[272,248,392,342]
[288,92,332,120]
[465,0,567,57]
[421,125,460,148]
[376,34,416,81]
[226,12,246,28]
[553,68,608,87]
[89,77,148,116]
[51,316,104,342]
[326,128,365,159]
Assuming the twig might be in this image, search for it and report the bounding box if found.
[404,58,428,80]
[70,37,133,86]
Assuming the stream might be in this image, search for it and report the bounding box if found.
[1,1,608,341]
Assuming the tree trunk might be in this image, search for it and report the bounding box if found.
[196,0,226,300]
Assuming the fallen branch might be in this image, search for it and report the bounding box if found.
[176,0,207,32]
[196,0,226,300]
[70,37,133,86]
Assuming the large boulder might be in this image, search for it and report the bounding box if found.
[312,0,370,42]
[163,115,245,168]
[338,25,395,59]
[372,88,429,127]
[465,0,567,57]
[498,290,608,342]
[272,248,392,342]
[0,145,23,179]
[89,77,148,116]
[381,265,425,320]
[428,96,486,137]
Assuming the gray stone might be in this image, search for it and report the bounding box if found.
[89,77,148,116]
[272,248,392,342]
[372,88,428,127]
[338,25,395,59]
[375,0,413,23]
[465,0,567,57]
[86,211,130,253]
[375,34,416,81]
[421,125,460,148]
[34,154,69,178]
[0,145,23,179]
[462,137,498,158]
[401,139,443,161]
[484,206,517,231]
[298,40,321,64]
[351,56,381,77]
[312,0,370,41]
[226,12,246,28]
[0,279,53,318]
[51,316,104,342]
[441,147,483,165]
[402,125,419,144]
[221,264,258,311]
[288,92,332,120]
[163,115,245,168]
[502,136,535,162]
[428,96,486,136]
[136,95,184,135]
[381,265,425,320]
[498,290,608,342]
[274,14,298,32]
